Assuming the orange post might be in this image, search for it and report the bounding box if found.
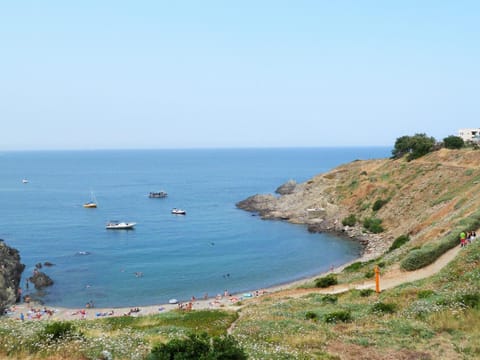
[375,265,380,293]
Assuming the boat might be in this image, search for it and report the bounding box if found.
[83,191,97,208]
[106,221,136,230]
[149,191,168,198]
[171,208,186,215]
[22,179,29,184]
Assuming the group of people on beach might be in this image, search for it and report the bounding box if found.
[4,305,55,321]
[21,307,54,321]
[460,230,476,247]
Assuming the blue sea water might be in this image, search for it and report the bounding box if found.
[0,147,390,308]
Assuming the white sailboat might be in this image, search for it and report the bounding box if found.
[83,191,97,208]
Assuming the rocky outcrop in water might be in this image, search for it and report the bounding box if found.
[29,271,54,289]
[236,194,277,216]
[0,240,25,315]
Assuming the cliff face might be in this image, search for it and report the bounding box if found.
[237,148,480,258]
[0,240,25,314]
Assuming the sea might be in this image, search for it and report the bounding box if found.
[0,147,390,308]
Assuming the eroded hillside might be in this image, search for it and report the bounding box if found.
[237,148,480,257]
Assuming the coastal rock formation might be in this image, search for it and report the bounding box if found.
[275,180,297,195]
[236,148,480,259]
[29,271,54,289]
[0,240,25,315]
[236,194,277,216]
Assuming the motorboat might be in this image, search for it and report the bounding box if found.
[106,221,136,230]
[22,179,29,184]
[149,191,168,198]
[171,208,186,215]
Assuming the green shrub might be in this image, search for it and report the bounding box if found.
[443,135,464,149]
[399,210,480,270]
[321,294,338,304]
[363,217,384,233]
[388,235,410,252]
[392,133,436,161]
[359,289,374,297]
[349,179,359,189]
[417,290,435,299]
[364,269,374,279]
[456,293,480,309]
[148,332,247,360]
[41,321,77,342]
[401,231,459,271]
[305,311,318,321]
[315,274,338,288]
[371,302,397,315]
[342,214,357,227]
[324,310,352,323]
[372,199,389,211]
[344,261,364,272]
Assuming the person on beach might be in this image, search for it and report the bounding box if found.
[17,287,22,302]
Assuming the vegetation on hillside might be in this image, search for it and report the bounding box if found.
[391,133,436,161]
[2,145,480,359]
[391,132,475,161]
[231,240,480,359]
[443,135,465,149]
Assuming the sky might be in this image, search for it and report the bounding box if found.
[0,1,478,150]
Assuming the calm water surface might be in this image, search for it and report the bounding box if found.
[0,147,390,307]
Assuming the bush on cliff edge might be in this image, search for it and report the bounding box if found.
[401,211,480,271]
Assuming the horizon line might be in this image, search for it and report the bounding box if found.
[0,145,392,153]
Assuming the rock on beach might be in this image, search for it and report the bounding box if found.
[0,240,25,314]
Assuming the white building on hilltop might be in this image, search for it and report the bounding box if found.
[458,128,480,143]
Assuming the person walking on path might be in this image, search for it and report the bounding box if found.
[460,231,467,247]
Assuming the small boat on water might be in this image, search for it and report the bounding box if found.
[22,179,29,184]
[149,191,168,198]
[171,208,186,215]
[106,221,136,230]
[83,191,97,208]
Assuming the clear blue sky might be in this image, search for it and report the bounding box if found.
[1,1,478,150]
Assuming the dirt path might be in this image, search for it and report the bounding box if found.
[226,245,462,334]
[256,245,462,301]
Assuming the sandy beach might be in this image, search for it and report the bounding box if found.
[4,286,267,322]
[3,244,461,322]
[2,252,371,322]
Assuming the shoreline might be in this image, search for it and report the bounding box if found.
[3,252,370,322]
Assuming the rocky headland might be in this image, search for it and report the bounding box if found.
[0,240,25,314]
[237,148,480,259]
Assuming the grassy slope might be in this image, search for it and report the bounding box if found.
[232,240,480,359]
[338,149,480,247]
[229,149,480,359]
[1,149,480,359]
